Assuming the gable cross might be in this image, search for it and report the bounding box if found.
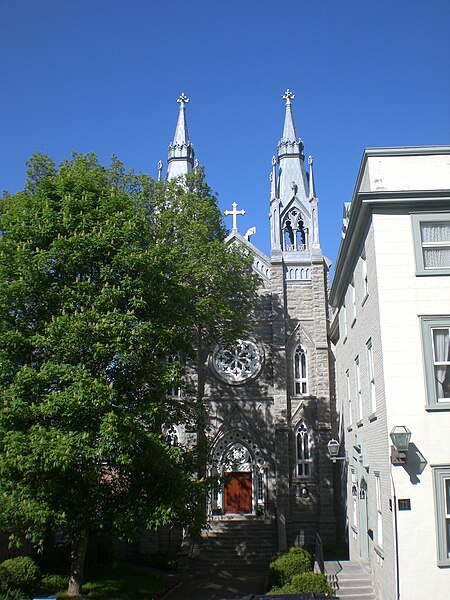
[224,202,246,232]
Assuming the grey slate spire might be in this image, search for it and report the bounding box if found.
[167,93,195,180]
[270,90,321,256]
[277,89,308,208]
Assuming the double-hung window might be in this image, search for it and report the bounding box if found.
[420,316,450,409]
[375,472,383,548]
[412,213,450,275]
[355,356,363,421]
[432,466,450,565]
[367,339,376,414]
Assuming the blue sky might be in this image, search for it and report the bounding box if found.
[1,0,449,270]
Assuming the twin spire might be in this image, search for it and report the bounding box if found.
[166,93,195,180]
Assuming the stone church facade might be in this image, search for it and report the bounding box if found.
[166,91,336,552]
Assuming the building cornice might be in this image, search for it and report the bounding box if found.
[330,146,450,307]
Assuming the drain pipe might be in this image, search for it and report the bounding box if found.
[391,473,400,600]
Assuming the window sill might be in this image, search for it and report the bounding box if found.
[351,318,357,328]
[361,293,369,307]
[425,403,450,411]
[416,269,450,277]
[368,412,377,422]
[347,425,353,432]
[437,561,450,568]
[343,335,347,345]
[351,525,358,534]
[356,419,364,428]
[374,545,384,559]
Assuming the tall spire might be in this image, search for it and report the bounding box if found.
[277,89,307,208]
[280,89,298,142]
[167,93,195,180]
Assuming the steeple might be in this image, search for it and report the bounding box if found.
[277,89,308,207]
[167,93,195,180]
[269,90,321,257]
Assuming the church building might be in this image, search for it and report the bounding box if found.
[164,91,336,557]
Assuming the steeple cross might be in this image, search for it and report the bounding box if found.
[224,202,246,232]
[282,89,295,106]
[177,92,190,108]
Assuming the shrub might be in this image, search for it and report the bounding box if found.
[0,556,41,592]
[41,572,68,592]
[0,589,30,600]
[268,546,313,587]
[290,572,334,595]
[268,572,333,596]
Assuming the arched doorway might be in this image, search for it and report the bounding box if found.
[211,433,266,515]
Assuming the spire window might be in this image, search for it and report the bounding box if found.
[282,209,308,251]
[294,345,308,395]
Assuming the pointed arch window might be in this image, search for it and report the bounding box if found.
[294,345,308,395]
[282,209,308,251]
[167,354,181,397]
[296,422,313,477]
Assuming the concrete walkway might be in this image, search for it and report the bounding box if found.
[164,567,268,600]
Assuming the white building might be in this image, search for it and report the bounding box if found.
[330,147,450,599]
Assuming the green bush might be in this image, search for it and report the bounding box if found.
[0,556,41,592]
[268,546,313,587]
[41,572,68,592]
[290,572,333,595]
[0,589,30,600]
[268,572,333,596]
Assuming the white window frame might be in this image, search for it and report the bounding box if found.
[295,422,313,478]
[294,344,308,396]
[167,353,181,397]
[361,251,369,301]
[355,356,363,421]
[375,472,383,548]
[350,279,356,325]
[346,369,353,427]
[432,465,450,566]
[367,339,376,415]
[412,213,450,276]
[420,316,450,410]
[341,304,348,340]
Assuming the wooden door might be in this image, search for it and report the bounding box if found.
[224,471,252,514]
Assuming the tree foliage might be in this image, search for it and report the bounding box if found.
[0,153,257,593]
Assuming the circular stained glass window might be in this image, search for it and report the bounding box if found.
[211,339,262,385]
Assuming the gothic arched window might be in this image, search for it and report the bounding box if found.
[294,345,308,395]
[167,354,181,397]
[282,209,308,251]
[296,422,312,477]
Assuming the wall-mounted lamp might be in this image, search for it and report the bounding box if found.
[390,425,411,465]
[327,439,347,463]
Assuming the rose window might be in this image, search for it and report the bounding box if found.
[211,339,262,384]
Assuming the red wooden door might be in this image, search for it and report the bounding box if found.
[224,471,252,514]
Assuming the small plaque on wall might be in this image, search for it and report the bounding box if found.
[398,498,411,511]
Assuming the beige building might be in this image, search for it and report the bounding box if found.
[330,147,450,599]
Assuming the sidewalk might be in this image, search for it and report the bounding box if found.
[164,567,268,600]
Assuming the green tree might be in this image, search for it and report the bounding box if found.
[0,153,256,595]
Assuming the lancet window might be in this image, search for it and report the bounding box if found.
[294,345,308,395]
[296,422,313,477]
[282,209,308,251]
[167,354,181,397]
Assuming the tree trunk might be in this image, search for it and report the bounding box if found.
[67,531,88,596]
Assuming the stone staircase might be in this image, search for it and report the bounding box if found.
[181,517,278,574]
[329,560,374,599]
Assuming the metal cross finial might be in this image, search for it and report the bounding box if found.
[177,92,190,108]
[224,202,246,232]
[282,89,295,106]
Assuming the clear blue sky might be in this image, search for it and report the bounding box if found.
[1,0,449,270]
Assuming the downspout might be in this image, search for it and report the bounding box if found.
[391,472,400,600]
